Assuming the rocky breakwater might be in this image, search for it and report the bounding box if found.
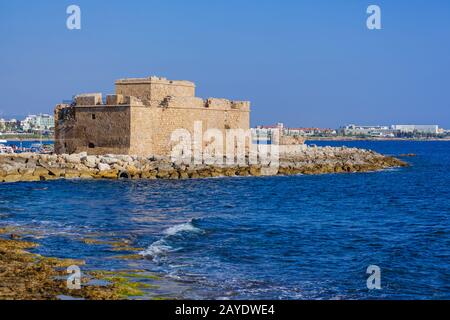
[0,146,407,183]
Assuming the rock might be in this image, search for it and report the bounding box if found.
[2,175,23,183]
[33,167,50,177]
[179,171,189,179]
[82,155,98,168]
[115,155,133,163]
[98,170,119,179]
[97,163,111,171]
[141,170,157,179]
[79,172,94,179]
[125,165,140,177]
[156,170,170,178]
[66,154,82,164]
[64,169,81,179]
[188,171,200,179]
[249,165,261,176]
[0,145,409,183]
[169,172,180,179]
[18,167,34,175]
[101,156,119,165]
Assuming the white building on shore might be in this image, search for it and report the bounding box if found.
[21,114,54,132]
[340,124,441,136]
[391,125,439,134]
[339,124,394,137]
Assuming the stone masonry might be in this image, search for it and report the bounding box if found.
[54,76,250,157]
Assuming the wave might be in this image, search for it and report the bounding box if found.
[139,239,174,258]
[163,222,202,236]
[140,220,203,260]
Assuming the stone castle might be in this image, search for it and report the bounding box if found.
[54,76,250,157]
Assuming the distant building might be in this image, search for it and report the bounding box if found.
[253,123,283,144]
[339,124,442,137]
[391,125,439,134]
[21,114,55,132]
[0,118,21,133]
[285,127,336,136]
[339,124,394,137]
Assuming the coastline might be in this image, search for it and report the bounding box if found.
[0,226,165,300]
[0,137,54,142]
[2,137,450,143]
[0,146,408,183]
[306,137,450,142]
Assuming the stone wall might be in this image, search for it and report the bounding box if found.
[139,99,250,156]
[55,104,132,155]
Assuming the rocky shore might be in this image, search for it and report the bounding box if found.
[0,227,165,300]
[0,228,118,299]
[0,146,407,183]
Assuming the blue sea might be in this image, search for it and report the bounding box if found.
[0,141,449,299]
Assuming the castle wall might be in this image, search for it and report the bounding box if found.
[130,97,250,157]
[55,105,131,155]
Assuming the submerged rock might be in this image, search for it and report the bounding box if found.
[0,228,158,300]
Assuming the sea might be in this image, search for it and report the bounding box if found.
[0,140,449,299]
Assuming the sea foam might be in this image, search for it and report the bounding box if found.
[163,222,202,236]
[140,220,203,259]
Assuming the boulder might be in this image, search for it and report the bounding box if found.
[100,157,119,165]
[82,156,98,168]
[97,163,111,172]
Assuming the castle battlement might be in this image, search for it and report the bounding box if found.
[72,93,249,112]
[115,75,196,103]
[115,76,196,88]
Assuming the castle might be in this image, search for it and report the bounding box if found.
[54,76,250,157]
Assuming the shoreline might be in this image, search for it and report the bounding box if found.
[0,226,166,300]
[2,137,450,143]
[0,146,408,183]
[0,138,54,142]
[306,137,450,142]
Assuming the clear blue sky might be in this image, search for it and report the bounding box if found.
[1,0,449,128]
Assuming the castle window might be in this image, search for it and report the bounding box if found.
[92,113,96,120]
[88,142,95,148]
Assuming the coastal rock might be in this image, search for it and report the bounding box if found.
[65,154,82,164]
[101,156,119,165]
[97,163,111,171]
[0,146,408,183]
[82,155,98,168]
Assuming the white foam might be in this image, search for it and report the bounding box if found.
[139,221,203,258]
[139,239,173,257]
[163,222,202,236]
